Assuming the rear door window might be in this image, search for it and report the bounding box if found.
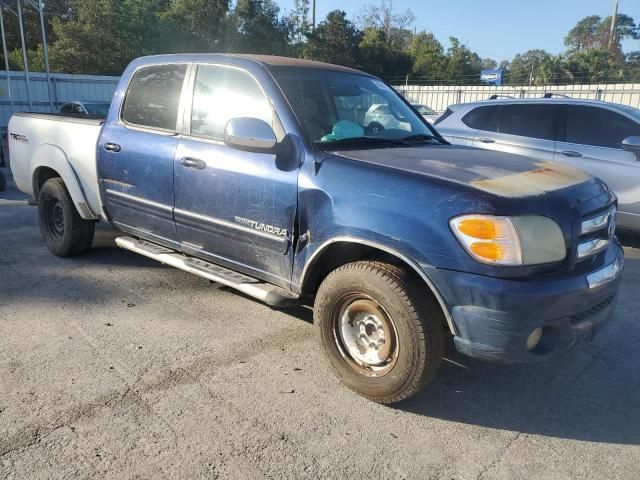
[462,106,494,129]
[565,105,640,149]
[499,104,556,140]
[122,64,187,131]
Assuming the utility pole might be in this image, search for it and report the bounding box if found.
[608,0,619,50]
[529,61,535,87]
[34,0,53,111]
[16,0,32,110]
[0,5,13,112]
[311,0,316,31]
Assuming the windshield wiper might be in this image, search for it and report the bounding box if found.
[316,137,406,148]
[399,133,447,145]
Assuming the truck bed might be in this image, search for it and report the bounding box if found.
[8,112,105,218]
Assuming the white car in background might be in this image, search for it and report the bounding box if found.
[411,103,440,124]
[363,102,439,133]
[363,103,411,133]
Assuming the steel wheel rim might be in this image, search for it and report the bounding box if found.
[46,199,65,241]
[333,295,399,377]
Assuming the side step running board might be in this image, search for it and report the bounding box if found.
[115,236,299,308]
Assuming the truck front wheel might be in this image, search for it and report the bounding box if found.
[38,177,95,257]
[314,261,445,404]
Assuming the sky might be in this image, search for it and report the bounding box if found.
[278,0,640,62]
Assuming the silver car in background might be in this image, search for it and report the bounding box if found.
[411,103,440,124]
[435,98,640,231]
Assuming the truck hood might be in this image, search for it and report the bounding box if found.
[330,144,592,198]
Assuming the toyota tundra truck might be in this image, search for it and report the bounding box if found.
[8,54,624,404]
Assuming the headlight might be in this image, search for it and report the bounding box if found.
[450,215,566,266]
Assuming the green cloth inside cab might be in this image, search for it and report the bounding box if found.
[321,120,365,142]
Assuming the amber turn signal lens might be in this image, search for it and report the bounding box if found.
[457,218,496,240]
[470,242,503,261]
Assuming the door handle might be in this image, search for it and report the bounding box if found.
[561,151,583,158]
[180,157,206,170]
[478,137,495,144]
[104,142,121,152]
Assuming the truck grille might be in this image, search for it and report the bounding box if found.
[576,206,616,261]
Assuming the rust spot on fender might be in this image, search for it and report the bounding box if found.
[470,161,590,197]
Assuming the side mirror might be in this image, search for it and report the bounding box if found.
[224,117,277,153]
[622,136,640,161]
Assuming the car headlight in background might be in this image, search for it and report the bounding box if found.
[450,214,566,266]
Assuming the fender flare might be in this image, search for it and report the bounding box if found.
[30,143,97,220]
[299,236,457,335]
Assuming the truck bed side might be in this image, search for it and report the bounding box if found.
[8,113,104,219]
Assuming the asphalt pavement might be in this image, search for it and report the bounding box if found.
[1,168,639,479]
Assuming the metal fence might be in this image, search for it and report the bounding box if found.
[395,83,640,114]
[0,70,121,128]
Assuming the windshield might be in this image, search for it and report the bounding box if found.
[271,66,438,146]
[84,103,111,116]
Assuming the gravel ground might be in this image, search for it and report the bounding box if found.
[1,168,640,480]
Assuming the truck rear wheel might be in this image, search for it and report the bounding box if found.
[314,261,445,404]
[38,177,95,257]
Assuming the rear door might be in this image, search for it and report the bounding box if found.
[554,105,640,228]
[471,103,558,162]
[99,62,189,248]
[173,63,298,288]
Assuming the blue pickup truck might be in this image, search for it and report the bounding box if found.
[9,54,624,403]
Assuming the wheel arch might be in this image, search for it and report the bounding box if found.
[30,144,97,220]
[299,237,456,335]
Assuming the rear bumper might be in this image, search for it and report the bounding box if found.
[427,242,624,364]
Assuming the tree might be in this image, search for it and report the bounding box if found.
[567,48,624,83]
[359,27,411,78]
[228,0,290,55]
[158,0,230,52]
[597,14,638,57]
[564,15,602,52]
[304,10,361,67]
[407,32,447,81]
[481,58,497,70]
[48,0,166,75]
[445,37,483,84]
[288,0,311,47]
[565,14,639,55]
[536,55,573,85]
[357,0,414,50]
[506,49,551,84]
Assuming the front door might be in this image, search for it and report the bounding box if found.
[554,105,640,229]
[173,63,299,288]
[99,63,189,248]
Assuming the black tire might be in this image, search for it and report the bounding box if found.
[314,261,445,404]
[0,171,6,191]
[37,177,95,257]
